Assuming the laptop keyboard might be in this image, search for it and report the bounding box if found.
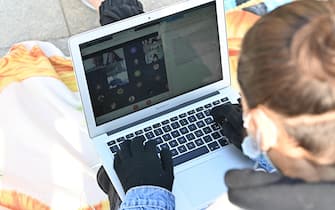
[108,97,230,166]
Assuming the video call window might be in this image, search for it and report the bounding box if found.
[82,32,169,118]
[84,49,129,90]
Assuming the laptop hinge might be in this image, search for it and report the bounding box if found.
[107,91,220,136]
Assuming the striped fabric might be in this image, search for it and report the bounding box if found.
[0,44,77,93]
[0,190,110,210]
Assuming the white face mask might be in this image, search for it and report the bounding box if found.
[242,112,278,173]
[242,136,277,172]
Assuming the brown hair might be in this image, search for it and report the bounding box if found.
[238,0,335,155]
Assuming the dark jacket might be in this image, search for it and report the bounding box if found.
[226,169,335,210]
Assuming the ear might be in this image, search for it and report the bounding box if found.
[248,108,278,152]
[251,107,308,159]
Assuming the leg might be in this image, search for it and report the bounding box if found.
[97,166,121,210]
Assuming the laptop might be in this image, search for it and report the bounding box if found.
[69,0,253,209]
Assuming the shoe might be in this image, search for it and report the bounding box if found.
[97,166,121,209]
[97,166,112,194]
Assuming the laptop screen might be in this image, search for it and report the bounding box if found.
[80,1,222,126]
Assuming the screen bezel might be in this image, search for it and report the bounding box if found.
[69,0,231,138]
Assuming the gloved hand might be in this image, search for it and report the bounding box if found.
[99,0,144,26]
[210,99,245,150]
[114,136,174,192]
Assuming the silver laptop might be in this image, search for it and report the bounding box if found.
[69,0,253,209]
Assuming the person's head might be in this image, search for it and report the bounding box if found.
[108,51,122,62]
[238,0,335,182]
[153,54,159,62]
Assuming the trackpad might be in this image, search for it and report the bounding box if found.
[174,148,253,209]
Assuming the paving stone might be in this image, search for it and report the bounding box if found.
[0,0,69,48]
[60,0,100,35]
[142,0,182,11]
[0,39,69,58]
[49,37,70,56]
[0,0,186,53]
[60,0,182,37]
[0,48,9,58]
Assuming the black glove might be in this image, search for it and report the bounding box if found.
[99,0,144,26]
[114,136,174,192]
[210,99,245,150]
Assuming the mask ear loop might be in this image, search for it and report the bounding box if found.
[243,114,251,129]
[257,110,279,173]
[242,114,265,170]
[244,110,279,172]
[257,109,278,151]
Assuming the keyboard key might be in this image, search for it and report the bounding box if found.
[196,112,205,119]
[195,130,204,137]
[196,121,205,128]
[160,143,169,150]
[154,128,163,136]
[204,110,211,116]
[117,137,125,142]
[205,117,214,124]
[107,140,116,146]
[196,107,204,112]
[145,131,155,139]
[187,110,195,115]
[213,100,220,105]
[126,133,134,139]
[171,149,179,157]
[163,125,172,132]
[110,145,119,153]
[162,120,169,125]
[163,134,172,141]
[188,124,197,131]
[211,123,221,131]
[203,126,212,134]
[170,116,178,122]
[221,97,229,103]
[171,130,181,138]
[220,130,225,136]
[144,127,152,132]
[179,119,188,126]
[211,132,221,139]
[203,135,213,143]
[195,139,204,146]
[179,127,189,134]
[188,116,197,122]
[177,145,187,153]
[179,113,187,118]
[186,133,196,141]
[177,136,187,144]
[219,138,229,147]
[171,122,180,129]
[153,123,161,128]
[135,130,143,135]
[186,142,196,150]
[204,104,212,108]
[173,146,209,166]
[168,140,179,148]
[208,141,220,151]
[155,137,163,144]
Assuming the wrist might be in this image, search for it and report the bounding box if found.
[122,185,175,210]
[127,185,173,194]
